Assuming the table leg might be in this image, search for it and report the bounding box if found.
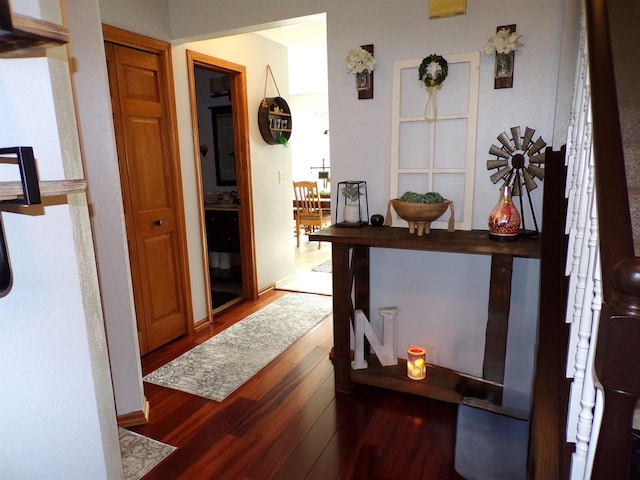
[483,253,513,388]
[353,245,370,318]
[332,243,352,393]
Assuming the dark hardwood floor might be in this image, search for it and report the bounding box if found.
[131,290,466,480]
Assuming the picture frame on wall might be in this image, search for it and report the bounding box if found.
[429,0,466,18]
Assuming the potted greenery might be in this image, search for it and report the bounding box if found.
[341,183,363,223]
[390,191,454,235]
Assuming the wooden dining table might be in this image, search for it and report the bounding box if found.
[292,197,331,210]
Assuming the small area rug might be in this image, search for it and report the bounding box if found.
[311,260,332,273]
[119,428,176,480]
[144,292,333,402]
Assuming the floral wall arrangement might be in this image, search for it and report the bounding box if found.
[345,44,375,99]
[484,24,523,89]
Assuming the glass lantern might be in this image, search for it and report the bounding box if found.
[336,181,369,227]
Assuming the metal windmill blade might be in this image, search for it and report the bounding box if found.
[486,126,546,195]
[486,126,547,236]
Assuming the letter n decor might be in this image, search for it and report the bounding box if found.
[352,307,398,369]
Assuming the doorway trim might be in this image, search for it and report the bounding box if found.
[186,50,258,324]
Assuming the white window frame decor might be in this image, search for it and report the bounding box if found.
[390,51,479,231]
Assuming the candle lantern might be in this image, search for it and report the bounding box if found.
[336,180,369,227]
[406,346,427,380]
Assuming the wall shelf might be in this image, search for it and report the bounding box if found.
[0,8,69,57]
[0,179,86,203]
[257,96,293,145]
[0,145,86,298]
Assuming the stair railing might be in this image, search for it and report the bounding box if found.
[566,0,640,478]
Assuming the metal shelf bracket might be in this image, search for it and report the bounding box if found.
[0,146,41,297]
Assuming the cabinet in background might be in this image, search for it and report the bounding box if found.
[205,208,240,254]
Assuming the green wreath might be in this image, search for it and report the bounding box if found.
[418,54,448,88]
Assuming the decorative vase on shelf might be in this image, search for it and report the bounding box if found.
[488,185,521,241]
[495,52,514,78]
[343,203,360,223]
[355,70,371,90]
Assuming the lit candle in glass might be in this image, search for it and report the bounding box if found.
[407,346,426,380]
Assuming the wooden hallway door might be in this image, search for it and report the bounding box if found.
[104,26,193,354]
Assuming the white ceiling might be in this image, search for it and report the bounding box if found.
[254,15,326,49]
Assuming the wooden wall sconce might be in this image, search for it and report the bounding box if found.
[358,44,374,100]
[494,24,516,89]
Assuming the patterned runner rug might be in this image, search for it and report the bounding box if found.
[311,260,332,273]
[119,428,176,480]
[144,292,333,401]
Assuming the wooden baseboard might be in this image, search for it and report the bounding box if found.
[258,283,275,296]
[117,397,149,427]
[194,316,211,333]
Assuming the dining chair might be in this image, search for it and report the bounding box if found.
[293,180,331,249]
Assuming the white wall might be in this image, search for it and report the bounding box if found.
[288,93,330,185]
[99,0,172,41]
[168,0,568,404]
[0,1,121,475]
[66,0,146,420]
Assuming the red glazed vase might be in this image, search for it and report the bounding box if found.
[488,186,521,241]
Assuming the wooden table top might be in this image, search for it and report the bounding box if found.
[311,225,541,259]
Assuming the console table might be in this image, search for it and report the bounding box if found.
[310,225,541,417]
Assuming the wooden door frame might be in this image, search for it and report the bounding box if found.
[103,24,195,338]
[186,50,258,324]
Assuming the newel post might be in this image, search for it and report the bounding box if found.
[592,257,640,479]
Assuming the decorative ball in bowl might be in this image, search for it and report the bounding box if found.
[389,192,454,236]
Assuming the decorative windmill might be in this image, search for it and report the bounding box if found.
[487,126,546,236]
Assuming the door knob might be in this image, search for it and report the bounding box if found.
[154,220,163,226]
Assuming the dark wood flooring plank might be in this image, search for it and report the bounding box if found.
[127,291,463,480]
[140,397,257,479]
[239,317,333,402]
[334,388,463,480]
[244,386,336,479]
[272,396,341,480]
[230,347,332,436]
[167,347,334,479]
[305,387,388,480]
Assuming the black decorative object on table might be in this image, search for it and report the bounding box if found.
[370,214,384,226]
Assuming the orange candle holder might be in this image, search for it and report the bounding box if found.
[407,346,426,380]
